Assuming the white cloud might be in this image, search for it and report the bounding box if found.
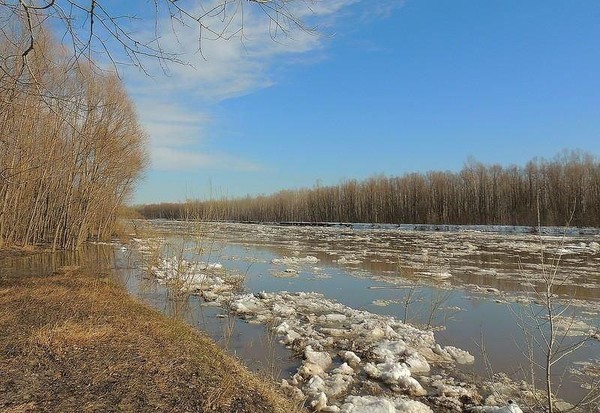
[127,1,330,101]
[124,0,377,173]
[152,146,262,171]
[134,98,212,148]
[359,0,406,21]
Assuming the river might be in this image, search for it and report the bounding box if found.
[3,220,598,411]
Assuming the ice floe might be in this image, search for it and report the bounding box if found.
[136,249,545,412]
[468,400,524,413]
[271,255,320,265]
[339,396,432,413]
[144,255,482,411]
[224,291,480,411]
[130,222,600,412]
[150,257,230,293]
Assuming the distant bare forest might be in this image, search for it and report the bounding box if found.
[138,152,600,227]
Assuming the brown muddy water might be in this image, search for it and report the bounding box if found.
[2,221,599,406]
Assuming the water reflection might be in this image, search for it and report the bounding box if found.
[0,244,298,383]
[0,244,117,280]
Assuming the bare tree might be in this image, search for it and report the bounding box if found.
[137,152,600,228]
[1,0,312,79]
[0,0,319,250]
[0,31,147,249]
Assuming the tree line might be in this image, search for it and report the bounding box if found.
[138,152,600,227]
[0,29,147,250]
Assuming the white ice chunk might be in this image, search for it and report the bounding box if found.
[230,294,263,314]
[305,346,333,370]
[431,380,473,398]
[444,346,475,364]
[341,351,361,365]
[306,375,326,393]
[434,271,452,279]
[284,330,302,344]
[364,361,411,384]
[394,399,433,413]
[397,376,427,396]
[275,321,290,334]
[372,340,407,361]
[325,372,354,398]
[299,362,325,378]
[332,362,355,375]
[336,256,363,265]
[310,391,328,411]
[341,396,433,413]
[273,303,295,317]
[369,327,387,339]
[469,401,524,413]
[271,255,320,265]
[404,352,430,373]
[340,396,396,413]
[319,313,348,323]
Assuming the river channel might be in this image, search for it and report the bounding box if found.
[127,221,600,407]
[3,220,599,409]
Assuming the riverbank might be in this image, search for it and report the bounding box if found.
[0,256,301,413]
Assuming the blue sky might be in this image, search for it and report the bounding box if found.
[125,0,600,204]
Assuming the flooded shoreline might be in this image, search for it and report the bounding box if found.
[3,221,599,411]
[123,220,599,411]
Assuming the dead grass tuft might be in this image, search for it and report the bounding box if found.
[32,321,115,352]
[2,402,38,413]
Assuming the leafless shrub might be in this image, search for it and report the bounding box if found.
[509,208,600,413]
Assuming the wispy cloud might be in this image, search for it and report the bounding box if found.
[125,0,378,173]
[152,146,263,172]
[359,0,406,21]
[134,98,211,148]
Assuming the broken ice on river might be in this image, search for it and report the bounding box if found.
[126,222,600,412]
[134,249,528,412]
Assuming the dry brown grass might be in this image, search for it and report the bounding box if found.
[0,264,303,413]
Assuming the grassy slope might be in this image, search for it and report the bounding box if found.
[0,261,302,413]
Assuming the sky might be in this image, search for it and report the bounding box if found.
[119,0,600,204]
